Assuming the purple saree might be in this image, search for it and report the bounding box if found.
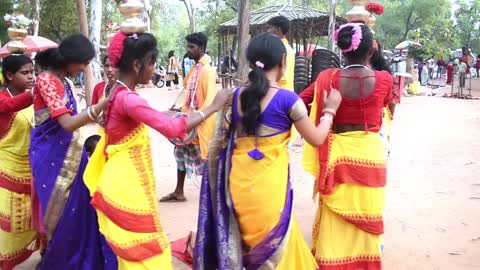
[193,88,297,270]
[29,80,117,270]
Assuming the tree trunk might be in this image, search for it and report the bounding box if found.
[142,0,152,32]
[76,0,95,106]
[89,0,102,84]
[402,8,414,41]
[236,0,250,83]
[181,0,195,33]
[33,0,41,36]
[327,0,336,51]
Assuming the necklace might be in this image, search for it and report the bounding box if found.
[343,64,370,70]
[6,87,35,127]
[116,80,133,91]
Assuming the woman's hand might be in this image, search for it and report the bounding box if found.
[323,88,342,112]
[210,88,233,112]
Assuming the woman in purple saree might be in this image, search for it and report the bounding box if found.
[29,34,117,269]
[194,33,341,270]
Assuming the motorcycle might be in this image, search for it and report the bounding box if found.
[152,65,166,88]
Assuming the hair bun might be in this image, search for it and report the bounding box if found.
[337,26,354,50]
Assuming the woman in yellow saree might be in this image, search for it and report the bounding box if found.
[302,24,395,269]
[0,55,38,269]
[194,33,342,270]
[84,31,229,269]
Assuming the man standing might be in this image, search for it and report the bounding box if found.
[160,32,217,202]
[267,15,295,91]
[458,59,467,94]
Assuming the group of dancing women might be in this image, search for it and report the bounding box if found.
[1,21,394,270]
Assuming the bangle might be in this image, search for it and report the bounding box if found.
[198,110,206,121]
[87,107,96,121]
[322,108,336,116]
[90,106,99,118]
[320,114,333,124]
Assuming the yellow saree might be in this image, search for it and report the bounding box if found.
[84,126,172,270]
[0,106,38,269]
[230,132,318,269]
[303,72,386,270]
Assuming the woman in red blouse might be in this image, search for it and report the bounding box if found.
[83,32,230,268]
[302,24,394,269]
[0,55,38,270]
[30,34,117,270]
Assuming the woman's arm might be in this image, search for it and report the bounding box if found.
[294,113,333,147]
[0,91,32,113]
[37,75,108,132]
[294,89,342,147]
[124,88,230,138]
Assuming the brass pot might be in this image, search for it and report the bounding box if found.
[119,0,145,18]
[120,18,146,34]
[347,0,371,23]
[7,28,28,53]
[368,14,376,34]
[118,0,146,34]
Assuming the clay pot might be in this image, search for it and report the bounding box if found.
[7,28,28,53]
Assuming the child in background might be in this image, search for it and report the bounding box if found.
[85,135,101,158]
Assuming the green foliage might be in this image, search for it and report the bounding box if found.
[0,0,14,44]
[454,0,480,52]
[14,0,78,42]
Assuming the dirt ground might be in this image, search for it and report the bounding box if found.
[16,76,480,269]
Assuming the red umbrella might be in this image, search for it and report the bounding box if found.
[0,35,58,58]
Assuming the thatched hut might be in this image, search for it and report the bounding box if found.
[217,4,346,91]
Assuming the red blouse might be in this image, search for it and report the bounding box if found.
[0,90,33,138]
[33,72,72,118]
[105,86,187,145]
[300,69,393,130]
[91,81,106,106]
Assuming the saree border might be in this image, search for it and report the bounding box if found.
[42,128,83,239]
[0,113,16,141]
[0,171,31,194]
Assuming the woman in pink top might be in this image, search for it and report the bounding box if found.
[84,32,229,269]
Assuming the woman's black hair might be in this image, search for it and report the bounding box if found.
[116,33,159,73]
[102,55,109,65]
[241,33,286,135]
[84,134,101,154]
[185,32,208,51]
[337,24,373,61]
[2,55,33,84]
[35,34,95,69]
[168,50,175,58]
[370,41,392,74]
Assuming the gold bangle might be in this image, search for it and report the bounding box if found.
[198,110,206,121]
[87,107,96,121]
[322,108,336,116]
[90,106,99,118]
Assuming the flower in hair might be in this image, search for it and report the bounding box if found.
[255,61,265,69]
[334,23,363,53]
[108,32,127,67]
[129,33,139,40]
[366,2,384,15]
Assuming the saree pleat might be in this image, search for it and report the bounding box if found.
[29,82,117,270]
[84,126,172,270]
[0,107,38,269]
[303,72,386,269]
[194,125,318,270]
